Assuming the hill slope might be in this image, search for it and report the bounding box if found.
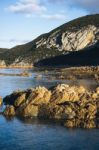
[0,14,99,67]
[35,41,99,67]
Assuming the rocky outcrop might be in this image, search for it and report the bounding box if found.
[9,58,33,68]
[0,60,6,68]
[3,84,99,128]
[50,84,86,104]
[36,25,99,52]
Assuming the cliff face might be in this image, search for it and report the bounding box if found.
[0,14,99,67]
[35,25,99,52]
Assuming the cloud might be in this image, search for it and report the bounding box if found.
[7,0,46,15]
[41,14,66,20]
[6,0,66,20]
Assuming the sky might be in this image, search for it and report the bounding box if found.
[0,0,99,48]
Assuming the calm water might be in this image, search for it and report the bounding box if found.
[0,68,99,150]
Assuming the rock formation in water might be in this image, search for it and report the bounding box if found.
[3,84,99,128]
[0,14,99,67]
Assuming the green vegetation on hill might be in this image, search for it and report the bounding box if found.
[50,14,99,33]
[0,48,8,54]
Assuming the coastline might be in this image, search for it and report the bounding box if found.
[0,65,99,69]
[0,65,33,69]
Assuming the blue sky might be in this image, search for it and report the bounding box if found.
[0,0,98,48]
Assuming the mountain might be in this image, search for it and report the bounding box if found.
[0,14,99,67]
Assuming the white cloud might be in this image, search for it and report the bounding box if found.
[7,0,46,15]
[41,14,66,20]
[6,0,66,20]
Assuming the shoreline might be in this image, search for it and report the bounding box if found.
[0,65,99,69]
[0,65,33,69]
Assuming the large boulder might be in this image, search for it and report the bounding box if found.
[16,86,51,117]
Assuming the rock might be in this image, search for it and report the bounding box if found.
[64,120,75,128]
[3,106,15,116]
[84,120,96,128]
[76,86,86,94]
[28,86,51,105]
[3,84,99,128]
[35,74,42,80]
[36,25,98,53]
[0,96,3,106]
[96,87,99,94]
[86,103,97,119]
[76,108,86,120]
[14,93,26,107]
[50,84,83,104]
[20,71,31,77]
[17,104,39,117]
[3,90,26,105]
[92,93,98,99]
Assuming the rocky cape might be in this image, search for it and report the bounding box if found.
[0,14,99,67]
[2,84,99,128]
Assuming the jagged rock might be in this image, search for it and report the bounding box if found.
[0,96,3,106]
[3,90,26,106]
[14,93,26,107]
[28,86,51,105]
[36,25,98,52]
[3,84,99,128]
[64,120,75,128]
[17,104,39,117]
[96,87,99,94]
[50,84,86,104]
[3,106,15,116]
[83,120,96,128]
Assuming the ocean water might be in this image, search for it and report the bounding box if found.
[0,68,99,150]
